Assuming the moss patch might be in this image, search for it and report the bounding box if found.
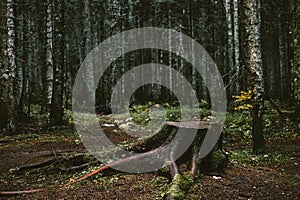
[163,174,193,199]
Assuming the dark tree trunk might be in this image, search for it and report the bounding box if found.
[50,0,65,125]
[293,0,300,114]
[41,1,52,114]
[18,5,28,113]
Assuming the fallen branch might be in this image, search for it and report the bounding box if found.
[16,157,62,171]
[0,188,48,195]
[60,161,99,172]
[33,149,88,158]
[15,153,88,172]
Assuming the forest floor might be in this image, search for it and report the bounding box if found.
[0,115,299,200]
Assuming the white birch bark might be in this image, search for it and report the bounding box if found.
[46,0,53,105]
[6,0,16,131]
[245,0,265,154]
[225,0,234,78]
[84,0,95,107]
[233,0,240,94]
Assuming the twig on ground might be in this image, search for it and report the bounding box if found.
[16,157,62,171]
[60,161,99,172]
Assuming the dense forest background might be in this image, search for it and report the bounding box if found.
[0,0,300,199]
[1,0,300,153]
[1,0,299,126]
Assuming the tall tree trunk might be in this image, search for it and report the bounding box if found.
[18,3,28,113]
[279,1,292,102]
[41,0,53,113]
[84,0,95,107]
[245,0,265,154]
[233,0,240,94]
[50,0,65,125]
[225,0,235,94]
[293,0,300,113]
[6,0,17,132]
[46,1,53,110]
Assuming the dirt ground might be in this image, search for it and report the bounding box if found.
[0,125,299,200]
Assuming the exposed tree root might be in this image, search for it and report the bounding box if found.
[66,146,163,185]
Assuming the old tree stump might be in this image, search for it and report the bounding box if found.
[152,121,228,199]
[165,121,228,174]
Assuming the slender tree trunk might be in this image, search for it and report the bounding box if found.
[293,0,300,113]
[279,1,291,102]
[245,0,265,154]
[199,3,208,100]
[50,0,65,125]
[6,0,17,132]
[46,1,53,110]
[84,0,95,107]
[225,0,235,94]
[233,0,240,94]
[18,7,28,113]
[41,0,53,113]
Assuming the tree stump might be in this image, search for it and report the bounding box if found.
[160,121,228,199]
[127,121,228,176]
[163,121,228,176]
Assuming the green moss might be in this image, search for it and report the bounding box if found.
[211,150,229,173]
[164,174,192,200]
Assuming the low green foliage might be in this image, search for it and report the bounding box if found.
[263,108,299,140]
[128,102,211,125]
[224,111,252,145]
[210,150,229,173]
[224,101,298,146]
[230,148,293,167]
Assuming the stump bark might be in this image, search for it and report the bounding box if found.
[160,121,228,199]
[163,121,227,175]
[128,121,228,175]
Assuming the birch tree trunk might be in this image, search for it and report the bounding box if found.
[233,0,240,94]
[6,0,17,132]
[84,0,95,107]
[41,0,53,113]
[46,1,53,109]
[245,0,265,154]
[50,0,65,125]
[225,0,234,94]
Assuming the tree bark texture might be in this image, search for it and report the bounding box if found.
[245,0,265,154]
[6,0,17,132]
[50,0,65,125]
